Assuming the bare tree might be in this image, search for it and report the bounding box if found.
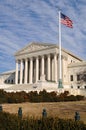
[77,70,86,85]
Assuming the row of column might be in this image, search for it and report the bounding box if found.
[15,53,58,84]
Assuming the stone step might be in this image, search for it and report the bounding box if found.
[4,84,41,92]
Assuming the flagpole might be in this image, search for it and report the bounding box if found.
[58,10,63,88]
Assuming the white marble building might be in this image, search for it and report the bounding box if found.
[0,42,86,96]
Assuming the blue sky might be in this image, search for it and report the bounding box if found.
[0,0,86,73]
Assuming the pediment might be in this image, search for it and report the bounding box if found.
[15,42,54,55]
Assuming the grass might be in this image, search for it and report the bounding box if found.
[2,100,86,124]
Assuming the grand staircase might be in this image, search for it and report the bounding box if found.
[3,81,58,93]
[1,83,86,97]
[4,84,41,92]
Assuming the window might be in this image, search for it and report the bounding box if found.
[5,80,7,83]
[84,86,86,89]
[8,80,10,83]
[70,75,73,81]
[71,85,73,88]
[77,86,80,89]
[77,75,80,81]
[83,74,86,81]
[11,80,13,84]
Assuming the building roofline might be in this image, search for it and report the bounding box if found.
[14,42,82,61]
[0,70,15,75]
[68,61,86,68]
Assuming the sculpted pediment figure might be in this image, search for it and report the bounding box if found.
[15,42,54,55]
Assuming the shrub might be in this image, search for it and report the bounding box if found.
[0,89,84,103]
[0,112,86,130]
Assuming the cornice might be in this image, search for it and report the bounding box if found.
[14,42,83,62]
[68,61,86,68]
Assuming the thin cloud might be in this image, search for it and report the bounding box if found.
[0,0,86,73]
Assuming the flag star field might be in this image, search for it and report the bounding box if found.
[0,0,86,73]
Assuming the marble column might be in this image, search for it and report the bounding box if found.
[20,59,23,84]
[54,53,57,82]
[24,58,28,84]
[41,55,44,75]
[47,54,50,80]
[29,57,33,84]
[36,56,39,82]
[15,60,18,84]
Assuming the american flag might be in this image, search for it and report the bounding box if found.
[61,13,73,28]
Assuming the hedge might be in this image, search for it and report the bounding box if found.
[0,89,84,103]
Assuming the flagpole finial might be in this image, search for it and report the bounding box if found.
[58,7,61,12]
[55,5,61,12]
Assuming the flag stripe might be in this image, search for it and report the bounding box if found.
[61,13,73,28]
